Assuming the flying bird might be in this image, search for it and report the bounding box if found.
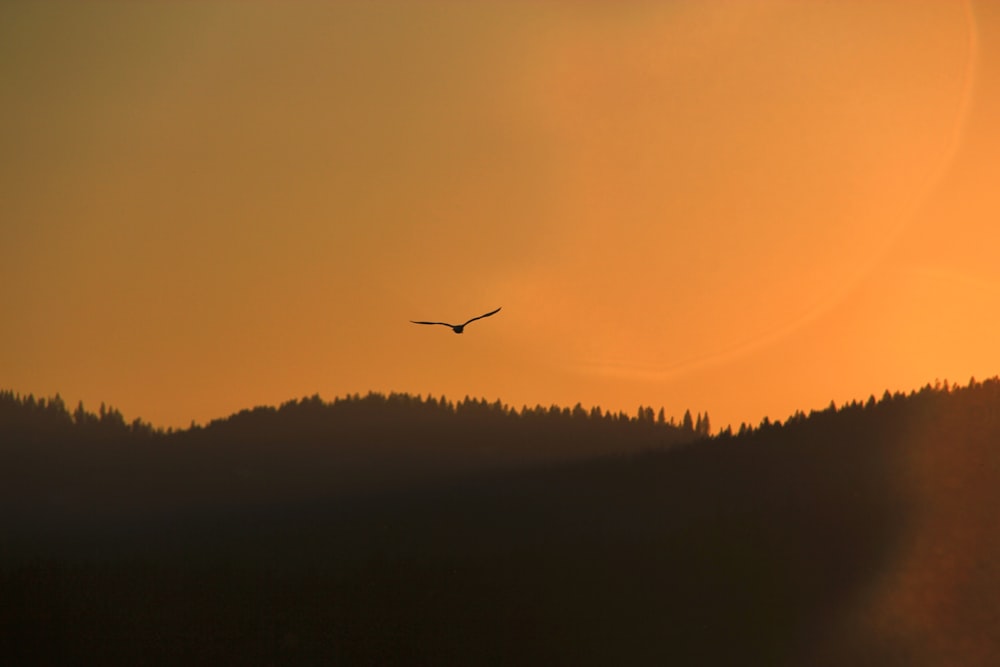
[410,307,502,334]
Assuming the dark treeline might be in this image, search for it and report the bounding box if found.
[1,390,704,516]
[0,389,711,442]
[0,392,156,442]
[3,379,1000,665]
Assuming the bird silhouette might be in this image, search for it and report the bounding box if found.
[410,307,502,334]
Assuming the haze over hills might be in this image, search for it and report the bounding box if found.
[1,391,706,516]
[2,379,999,665]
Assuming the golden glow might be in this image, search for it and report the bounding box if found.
[2,0,998,438]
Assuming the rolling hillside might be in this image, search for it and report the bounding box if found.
[2,380,998,665]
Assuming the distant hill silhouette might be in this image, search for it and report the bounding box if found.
[1,391,703,515]
[2,379,999,665]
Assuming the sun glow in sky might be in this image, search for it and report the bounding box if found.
[3,0,1000,431]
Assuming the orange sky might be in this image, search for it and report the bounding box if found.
[3,1,999,431]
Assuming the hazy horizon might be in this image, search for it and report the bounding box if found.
[0,374,980,436]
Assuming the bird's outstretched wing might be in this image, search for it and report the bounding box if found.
[410,320,458,327]
[461,307,502,327]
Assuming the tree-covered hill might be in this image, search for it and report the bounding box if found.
[1,391,702,517]
[2,380,999,665]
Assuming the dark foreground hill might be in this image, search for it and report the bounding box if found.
[2,382,999,666]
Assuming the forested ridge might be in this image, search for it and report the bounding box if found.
[2,379,999,665]
[1,391,705,513]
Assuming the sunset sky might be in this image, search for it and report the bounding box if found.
[3,1,999,431]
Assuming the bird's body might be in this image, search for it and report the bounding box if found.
[411,307,502,334]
